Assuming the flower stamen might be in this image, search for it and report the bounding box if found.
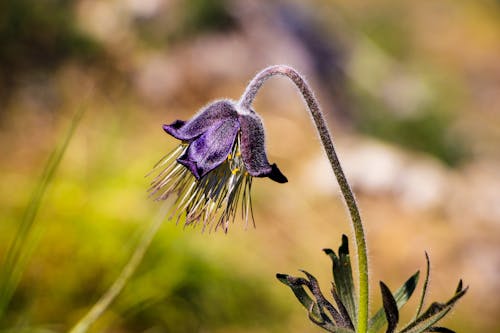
[149,135,254,232]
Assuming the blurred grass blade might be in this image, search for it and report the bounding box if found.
[323,234,357,325]
[415,252,431,319]
[368,271,420,333]
[0,105,85,321]
[68,203,169,333]
[379,282,399,333]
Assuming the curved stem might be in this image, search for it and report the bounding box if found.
[239,65,369,333]
[68,203,169,333]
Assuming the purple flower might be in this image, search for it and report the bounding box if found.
[149,99,287,231]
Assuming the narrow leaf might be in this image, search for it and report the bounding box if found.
[399,285,468,333]
[277,274,322,322]
[306,302,337,332]
[329,328,356,333]
[323,235,357,324]
[380,282,399,333]
[455,280,463,294]
[415,252,431,319]
[425,327,455,333]
[331,284,355,330]
[368,271,420,333]
[301,270,350,328]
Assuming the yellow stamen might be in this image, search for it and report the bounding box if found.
[236,151,241,157]
[227,153,232,160]
[232,168,240,174]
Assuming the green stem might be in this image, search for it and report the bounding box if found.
[68,203,168,333]
[239,65,369,333]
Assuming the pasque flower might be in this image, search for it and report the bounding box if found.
[73,66,465,333]
[149,99,287,231]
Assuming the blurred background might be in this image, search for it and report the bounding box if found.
[1,0,499,332]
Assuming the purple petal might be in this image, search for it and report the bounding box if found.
[163,100,238,142]
[178,117,240,179]
[239,112,288,183]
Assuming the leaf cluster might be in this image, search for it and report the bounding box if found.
[277,235,467,333]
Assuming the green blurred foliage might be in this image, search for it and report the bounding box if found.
[0,0,103,105]
[134,0,236,48]
[115,240,287,332]
[358,8,413,60]
[0,0,101,67]
[181,0,236,36]
[353,93,468,166]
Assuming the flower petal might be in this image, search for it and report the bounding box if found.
[239,112,288,183]
[163,100,238,141]
[177,117,240,179]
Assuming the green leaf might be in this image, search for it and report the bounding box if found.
[399,283,468,333]
[455,280,463,294]
[425,327,455,333]
[329,328,356,333]
[331,284,355,329]
[277,272,356,333]
[415,252,430,319]
[301,270,351,328]
[323,235,357,325]
[380,282,399,333]
[368,271,420,333]
[276,274,323,323]
[306,303,338,332]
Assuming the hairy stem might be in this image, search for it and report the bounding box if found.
[239,65,369,333]
[68,203,168,333]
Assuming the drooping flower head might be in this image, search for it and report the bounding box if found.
[149,99,287,232]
